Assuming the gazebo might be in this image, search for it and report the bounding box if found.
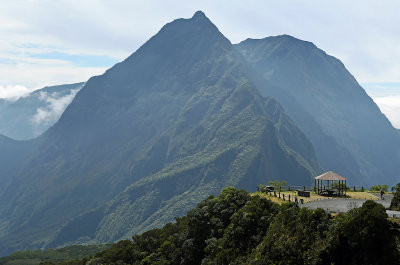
[314,171,347,197]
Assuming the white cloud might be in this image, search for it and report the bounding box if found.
[0,61,107,91]
[31,88,80,126]
[0,85,34,101]
[0,0,399,88]
[363,83,400,128]
[373,95,400,129]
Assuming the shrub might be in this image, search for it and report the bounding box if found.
[370,184,389,192]
[390,183,400,210]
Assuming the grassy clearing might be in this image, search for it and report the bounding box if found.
[346,191,378,200]
[253,190,378,205]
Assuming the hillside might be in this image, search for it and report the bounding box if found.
[0,83,84,140]
[0,244,110,265]
[16,188,400,265]
[0,12,321,255]
[236,36,400,186]
[0,135,33,192]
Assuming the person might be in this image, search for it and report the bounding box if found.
[380,189,385,200]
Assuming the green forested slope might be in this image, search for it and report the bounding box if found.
[33,188,400,265]
[0,244,110,265]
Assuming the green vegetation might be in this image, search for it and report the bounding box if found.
[267,180,288,191]
[390,183,400,210]
[370,184,389,192]
[0,244,110,265]
[37,187,400,265]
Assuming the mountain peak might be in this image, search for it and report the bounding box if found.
[115,10,230,70]
[192,10,206,19]
[187,10,215,30]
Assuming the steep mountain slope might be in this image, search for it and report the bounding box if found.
[236,36,400,185]
[0,12,321,255]
[0,83,84,140]
[47,95,320,248]
[0,135,32,191]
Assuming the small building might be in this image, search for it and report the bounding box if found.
[314,171,347,197]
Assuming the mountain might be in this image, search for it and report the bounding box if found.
[0,135,32,191]
[0,12,321,255]
[0,83,84,140]
[236,35,400,186]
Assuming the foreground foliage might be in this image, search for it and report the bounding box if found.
[391,183,400,211]
[33,187,400,265]
[370,184,389,192]
[0,244,110,265]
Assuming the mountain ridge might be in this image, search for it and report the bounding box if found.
[236,35,400,186]
[0,82,84,140]
[0,12,321,255]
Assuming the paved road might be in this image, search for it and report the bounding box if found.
[300,193,400,217]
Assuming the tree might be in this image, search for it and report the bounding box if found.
[370,184,389,192]
[325,200,400,265]
[252,204,331,265]
[268,180,288,191]
[390,183,400,210]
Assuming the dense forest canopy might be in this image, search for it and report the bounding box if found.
[31,187,400,265]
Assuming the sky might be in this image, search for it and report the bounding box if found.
[0,0,399,126]
[362,83,400,128]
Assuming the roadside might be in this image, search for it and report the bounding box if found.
[254,191,400,217]
[300,193,400,217]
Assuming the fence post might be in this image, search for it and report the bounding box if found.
[278,192,281,198]
[283,194,285,201]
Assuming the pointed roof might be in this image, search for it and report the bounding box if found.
[314,171,346,181]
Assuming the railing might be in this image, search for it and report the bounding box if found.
[348,186,365,192]
[260,190,305,204]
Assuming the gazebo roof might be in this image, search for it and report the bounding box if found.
[314,171,347,181]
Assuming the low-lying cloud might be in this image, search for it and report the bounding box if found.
[31,88,80,127]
